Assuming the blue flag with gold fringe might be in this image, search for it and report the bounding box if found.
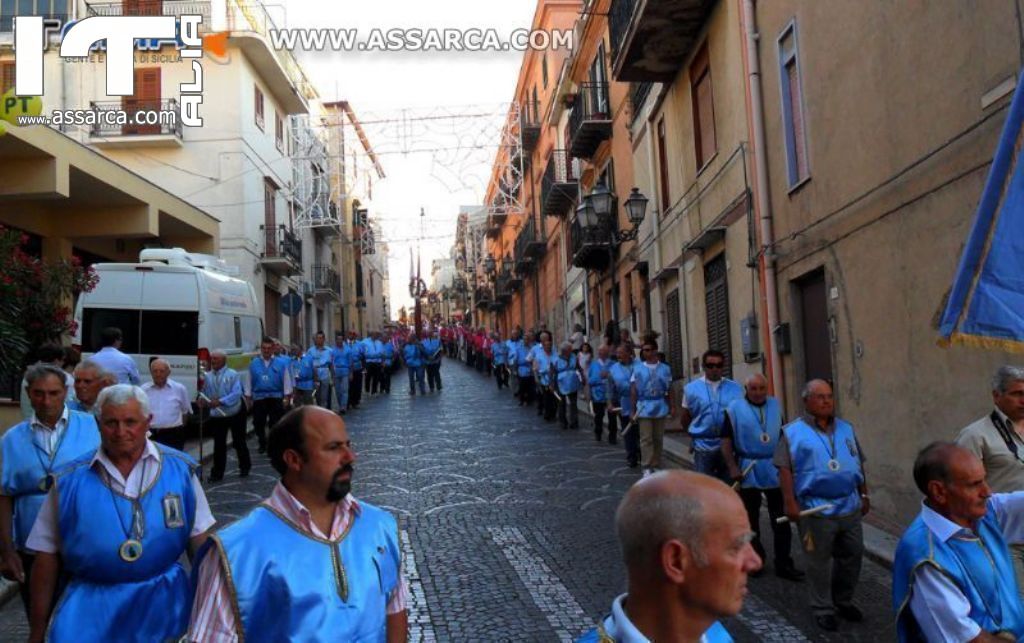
[939,73,1024,353]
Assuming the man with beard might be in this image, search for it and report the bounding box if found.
[189,406,409,641]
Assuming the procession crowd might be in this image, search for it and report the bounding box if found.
[444,321,1024,641]
[0,319,1022,641]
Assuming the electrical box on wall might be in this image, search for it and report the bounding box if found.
[740,313,760,362]
[774,323,792,354]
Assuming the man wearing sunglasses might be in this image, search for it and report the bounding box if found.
[680,350,743,483]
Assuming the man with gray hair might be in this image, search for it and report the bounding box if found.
[26,384,215,642]
[1,364,99,617]
[955,364,1024,595]
[575,470,760,642]
[142,358,192,450]
[775,379,868,632]
[67,360,114,414]
[720,373,803,581]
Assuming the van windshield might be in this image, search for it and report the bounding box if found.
[82,309,199,356]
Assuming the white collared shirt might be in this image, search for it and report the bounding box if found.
[142,379,192,429]
[26,439,215,554]
[908,493,1024,642]
[601,594,720,643]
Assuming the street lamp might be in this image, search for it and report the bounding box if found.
[577,181,649,244]
[483,254,496,276]
[502,255,514,275]
[623,187,649,229]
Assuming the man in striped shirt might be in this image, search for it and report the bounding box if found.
[188,406,409,641]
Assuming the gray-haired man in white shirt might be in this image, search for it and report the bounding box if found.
[141,359,191,451]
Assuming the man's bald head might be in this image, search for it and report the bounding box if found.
[616,471,737,571]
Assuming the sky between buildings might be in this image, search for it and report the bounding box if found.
[281,0,540,314]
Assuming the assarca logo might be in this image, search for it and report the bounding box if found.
[13,15,207,127]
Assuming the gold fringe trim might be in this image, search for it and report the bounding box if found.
[938,333,1024,354]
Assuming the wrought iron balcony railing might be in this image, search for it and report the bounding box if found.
[89,99,183,139]
[260,224,302,267]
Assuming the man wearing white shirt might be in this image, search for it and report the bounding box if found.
[141,358,191,451]
[0,365,99,617]
[27,384,214,643]
[955,365,1024,596]
[89,327,141,385]
[894,442,1024,642]
[246,338,294,454]
[575,471,758,642]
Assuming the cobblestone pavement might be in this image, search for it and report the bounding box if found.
[0,362,897,641]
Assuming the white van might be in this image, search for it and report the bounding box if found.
[73,248,263,399]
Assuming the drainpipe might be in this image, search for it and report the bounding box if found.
[644,112,664,337]
[740,0,784,400]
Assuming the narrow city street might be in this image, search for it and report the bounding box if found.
[0,362,897,641]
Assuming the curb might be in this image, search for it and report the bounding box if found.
[0,426,248,609]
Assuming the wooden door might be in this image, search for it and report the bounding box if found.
[122,68,160,135]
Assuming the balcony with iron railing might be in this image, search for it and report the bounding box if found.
[312,264,341,300]
[224,0,318,109]
[87,99,183,147]
[609,0,716,82]
[494,273,513,304]
[474,286,493,309]
[259,224,302,275]
[521,97,542,155]
[568,82,612,160]
[85,0,211,21]
[514,216,546,274]
[541,150,579,217]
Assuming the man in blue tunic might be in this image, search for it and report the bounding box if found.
[306,331,335,409]
[363,331,385,396]
[27,384,214,643]
[290,344,317,407]
[893,442,1024,642]
[1,365,100,616]
[630,339,675,477]
[403,335,427,396]
[774,379,868,632]
[680,350,743,483]
[587,345,617,444]
[514,332,534,407]
[189,406,409,642]
[422,329,444,393]
[381,329,396,395]
[553,341,582,430]
[609,345,639,468]
[347,331,366,410]
[720,373,802,581]
[246,337,293,454]
[332,332,352,414]
[533,332,557,422]
[491,332,510,391]
[576,470,759,643]
[200,350,250,482]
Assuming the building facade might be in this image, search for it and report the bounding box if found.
[0,0,359,349]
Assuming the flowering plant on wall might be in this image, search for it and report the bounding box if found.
[0,225,99,378]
